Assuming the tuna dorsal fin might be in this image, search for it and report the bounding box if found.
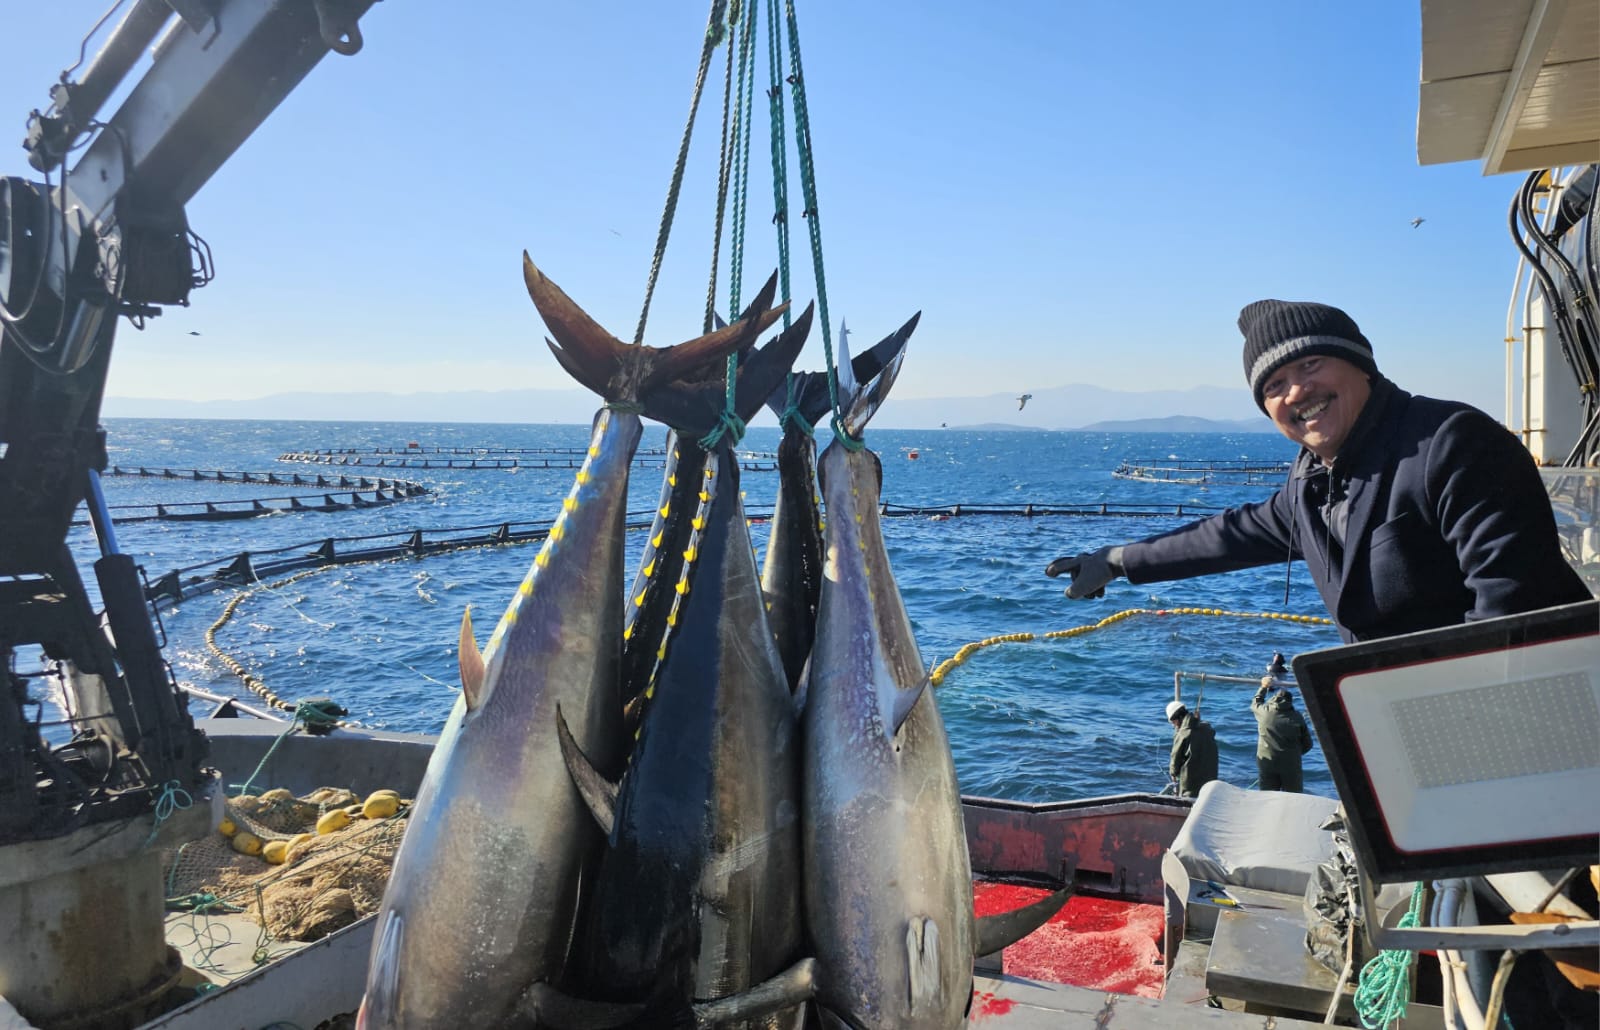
[555,703,618,836]
[516,981,644,1030]
[522,254,783,404]
[689,958,817,1026]
[973,885,1073,958]
[458,607,485,709]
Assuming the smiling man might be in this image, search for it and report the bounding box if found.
[1045,300,1591,643]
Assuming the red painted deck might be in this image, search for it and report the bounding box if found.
[973,882,1165,998]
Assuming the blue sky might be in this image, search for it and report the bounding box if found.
[2,2,1525,416]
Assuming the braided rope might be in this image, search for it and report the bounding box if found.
[633,0,730,345]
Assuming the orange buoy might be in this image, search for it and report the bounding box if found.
[908,449,920,460]
[407,441,420,448]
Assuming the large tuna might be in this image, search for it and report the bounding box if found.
[800,334,1068,1029]
[560,304,815,1023]
[760,315,919,692]
[356,254,784,1029]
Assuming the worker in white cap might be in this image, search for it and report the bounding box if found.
[1166,700,1218,798]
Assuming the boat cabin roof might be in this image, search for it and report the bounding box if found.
[1418,0,1600,174]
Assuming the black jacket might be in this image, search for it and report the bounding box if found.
[1121,378,1591,642]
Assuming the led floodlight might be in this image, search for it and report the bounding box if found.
[1294,600,1599,882]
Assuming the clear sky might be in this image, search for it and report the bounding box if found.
[1,2,1528,416]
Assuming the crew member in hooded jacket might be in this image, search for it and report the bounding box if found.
[1044,299,1592,643]
[1251,678,1312,792]
[1166,700,1218,798]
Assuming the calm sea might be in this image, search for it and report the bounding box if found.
[78,417,1339,801]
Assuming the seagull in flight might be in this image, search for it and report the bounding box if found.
[1410,217,1425,228]
[1017,393,1033,410]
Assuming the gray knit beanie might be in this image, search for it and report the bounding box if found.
[1239,300,1378,410]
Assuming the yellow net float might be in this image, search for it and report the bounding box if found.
[928,606,1336,686]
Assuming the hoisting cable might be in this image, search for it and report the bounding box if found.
[764,0,794,325]
[764,0,814,439]
[701,1,742,335]
[633,0,730,345]
[929,607,1336,687]
[724,0,760,320]
[782,1,859,451]
[698,1,754,454]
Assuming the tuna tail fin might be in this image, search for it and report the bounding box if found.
[838,312,917,438]
[516,982,645,1030]
[764,312,918,429]
[554,703,618,836]
[689,958,817,1028]
[972,885,1073,958]
[522,254,784,404]
[643,300,814,439]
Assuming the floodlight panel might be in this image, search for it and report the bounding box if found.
[1338,635,1600,854]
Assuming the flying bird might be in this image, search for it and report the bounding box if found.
[1017,393,1033,410]
[1410,217,1425,228]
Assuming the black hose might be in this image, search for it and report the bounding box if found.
[1509,174,1600,435]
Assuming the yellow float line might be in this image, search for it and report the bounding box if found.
[928,607,1335,686]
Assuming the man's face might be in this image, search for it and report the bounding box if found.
[1261,354,1372,462]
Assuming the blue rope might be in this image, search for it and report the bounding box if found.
[145,779,194,845]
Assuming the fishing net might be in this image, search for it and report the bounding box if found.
[163,786,410,943]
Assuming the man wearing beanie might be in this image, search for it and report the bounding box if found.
[1045,299,1591,643]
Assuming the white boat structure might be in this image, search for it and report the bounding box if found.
[0,2,1596,1028]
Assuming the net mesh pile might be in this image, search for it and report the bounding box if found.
[164,787,410,943]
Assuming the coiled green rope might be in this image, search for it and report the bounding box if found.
[1353,880,1424,1029]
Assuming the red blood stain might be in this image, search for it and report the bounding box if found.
[970,990,1016,1019]
[973,882,1165,998]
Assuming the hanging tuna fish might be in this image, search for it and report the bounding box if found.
[559,301,821,1024]
[356,255,785,1030]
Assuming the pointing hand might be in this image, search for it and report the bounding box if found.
[1044,545,1125,599]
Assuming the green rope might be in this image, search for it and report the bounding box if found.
[726,0,759,317]
[783,0,837,419]
[1353,881,1424,1029]
[145,779,194,845]
[699,406,747,451]
[634,0,730,345]
[702,1,739,334]
[605,399,645,415]
[764,0,793,323]
[829,412,865,451]
[777,375,814,437]
[232,700,337,797]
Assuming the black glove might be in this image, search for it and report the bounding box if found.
[1044,545,1125,599]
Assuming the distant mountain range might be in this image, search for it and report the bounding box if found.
[103,382,1267,431]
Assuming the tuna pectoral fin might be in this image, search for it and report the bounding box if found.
[889,675,931,738]
[690,958,817,1028]
[517,981,643,1030]
[458,607,484,709]
[973,885,1073,958]
[554,703,618,835]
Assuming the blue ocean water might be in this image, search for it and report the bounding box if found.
[80,417,1340,801]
